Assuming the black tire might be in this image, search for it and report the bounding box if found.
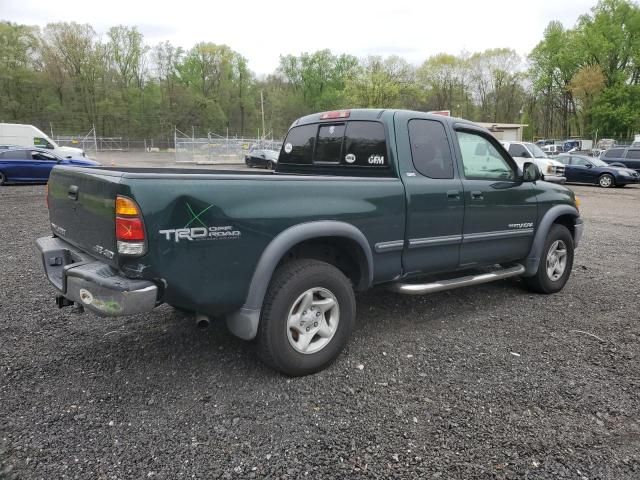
[0,171,5,186]
[267,160,274,170]
[523,224,574,294]
[257,259,355,376]
[598,173,615,188]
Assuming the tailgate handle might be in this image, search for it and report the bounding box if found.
[68,185,79,201]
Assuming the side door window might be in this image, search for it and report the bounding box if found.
[603,148,624,159]
[32,151,58,161]
[31,151,58,180]
[623,149,640,169]
[457,131,515,181]
[408,119,454,179]
[571,156,589,166]
[34,137,54,149]
[625,150,640,159]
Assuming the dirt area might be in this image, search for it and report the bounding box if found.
[0,183,638,479]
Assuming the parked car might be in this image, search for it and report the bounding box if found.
[0,147,100,185]
[0,123,86,159]
[599,147,640,173]
[554,153,640,188]
[501,141,566,183]
[37,109,583,376]
[245,149,279,169]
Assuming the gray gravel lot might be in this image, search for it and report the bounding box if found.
[1,182,639,479]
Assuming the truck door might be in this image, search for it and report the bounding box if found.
[452,126,538,267]
[395,113,464,275]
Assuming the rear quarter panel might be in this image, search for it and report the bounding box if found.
[121,175,406,315]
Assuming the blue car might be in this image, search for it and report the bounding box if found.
[555,154,640,188]
[0,147,100,185]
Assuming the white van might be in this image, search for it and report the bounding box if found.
[0,123,85,159]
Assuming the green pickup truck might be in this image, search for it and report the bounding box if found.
[37,109,584,375]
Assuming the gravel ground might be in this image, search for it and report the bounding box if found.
[1,183,639,479]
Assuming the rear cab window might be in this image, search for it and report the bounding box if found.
[278,120,391,176]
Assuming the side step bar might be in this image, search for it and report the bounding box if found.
[390,264,525,295]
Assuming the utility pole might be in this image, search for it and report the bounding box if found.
[260,90,266,143]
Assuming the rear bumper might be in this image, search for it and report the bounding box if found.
[36,236,158,317]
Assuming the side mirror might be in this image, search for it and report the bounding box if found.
[522,162,541,182]
[585,163,593,168]
[521,151,532,159]
[46,144,55,150]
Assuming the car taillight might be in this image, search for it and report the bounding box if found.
[115,195,146,256]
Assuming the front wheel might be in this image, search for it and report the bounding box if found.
[266,160,274,170]
[523,224,574,294]
[598,173,614,188]
[0,171,6,186]
[257,259,355,376]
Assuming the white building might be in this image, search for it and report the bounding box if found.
[477,123,528,142]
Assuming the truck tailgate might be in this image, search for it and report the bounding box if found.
[47,166,122,267]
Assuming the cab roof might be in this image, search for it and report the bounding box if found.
[291,108,480,130]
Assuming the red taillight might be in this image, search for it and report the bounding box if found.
[115,195,146,255]
[320,110,350,120]
[116,216,145,241]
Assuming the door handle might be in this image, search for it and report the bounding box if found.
[471,191,484,200]
[446,190,461,200]
[68,185,79,200]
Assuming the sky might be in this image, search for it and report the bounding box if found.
[1,0,595,75]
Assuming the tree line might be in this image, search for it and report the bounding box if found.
[1,0,639,142]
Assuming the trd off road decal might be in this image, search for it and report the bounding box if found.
[158,202,242,243]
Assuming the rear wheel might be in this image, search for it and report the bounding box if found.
[598,173,614,188]
[257,259,355,376]
[267,160,274,170]
[523,224,574,294]
[0,171,5,186]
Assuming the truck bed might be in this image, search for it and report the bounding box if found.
[45,165,406,315]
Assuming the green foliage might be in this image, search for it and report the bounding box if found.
[529,0,640,139]
[1,1,639,142]
[591,83,640,136]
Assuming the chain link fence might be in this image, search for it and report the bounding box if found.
[48,126,283,165]
[174,129,282,164]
